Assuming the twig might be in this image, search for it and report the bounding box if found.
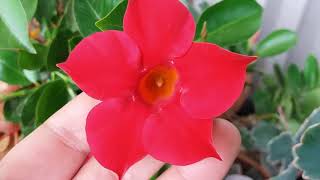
[237,151,271,179]
[277,106,289,130]
[0,89,36,101]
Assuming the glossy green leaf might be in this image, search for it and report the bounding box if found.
[63,0,78,32]
[195,0,262,46]
[35,0,56,20]
[18,44,48,70]
[21,85,47,127]
[256,29,297,58]
[95,0,127,31]
[23,69,41,83]
[0,50,31,85]
[3,96,26,123]
[303,55,319,89]
[286,64,302,94]
[35,80,70,126]
[267,132,293,163]
[74,0,120,37]
[20,0,38,21]
[46,30,73,71]
[294,123,320,179]
[252,121,280,150]
[68,35,82,52]
[0,0,35,53]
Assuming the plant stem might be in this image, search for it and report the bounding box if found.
[150,164,171,180]
[277,106,289,130]
[0,89,36,101]
[255,113,278,120]
[237,151,271,179]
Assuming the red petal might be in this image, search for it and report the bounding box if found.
[58,31,141,101]
[143,97,220,165]
[86,98,150,178]
[176,42,256,119]
[124,0,195,68]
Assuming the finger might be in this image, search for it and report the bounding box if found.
[158,118,241,180]
[73,157,117,180]
[0,93,99,180]
[123,156,164,180]
[73,156,164,180]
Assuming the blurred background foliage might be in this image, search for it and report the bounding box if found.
[0,0,319,179]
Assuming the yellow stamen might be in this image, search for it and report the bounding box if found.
[138,65,178,104]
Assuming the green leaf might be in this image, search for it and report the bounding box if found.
[35,80,70,126]
[0,50,31,85]
[253,90,276,114]
[294,123,320,179]
[288,120,300,134]
[262,74,278,92]
[18,44,48,70]
[267,132,293,163]
[21,125,34,136]
[272,108,320,180]
[270,110,320,180]
[74,0,120,37]
[68,35,82,52]
[239,127,255,150]
[63,0,78,32]
[256,29,297,58]
[300,88,320,117]
[20,0,38,21]
[252,121,280,150]
[286,64,302,94]
[3,96,26,123]
[295,107,320,142]
[21,85,47,127]
[23,69,41,83]
[273,64,286,88]
[0,0,35,53]
[21,81,70,134]
[271,165,298,180]
[46,30,73,71]
[303,55,319,89]
[95,0,127,31]
[35,0,56,21]
[195,0,262,46]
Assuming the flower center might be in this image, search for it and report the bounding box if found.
[138,65,178,104]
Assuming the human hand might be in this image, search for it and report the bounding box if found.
[0,93,241,180]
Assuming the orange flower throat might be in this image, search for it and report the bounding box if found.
[138,66,178,104]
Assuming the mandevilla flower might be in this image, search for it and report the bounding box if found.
[58,0,256,178]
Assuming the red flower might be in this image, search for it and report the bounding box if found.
[58,0,256,178]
